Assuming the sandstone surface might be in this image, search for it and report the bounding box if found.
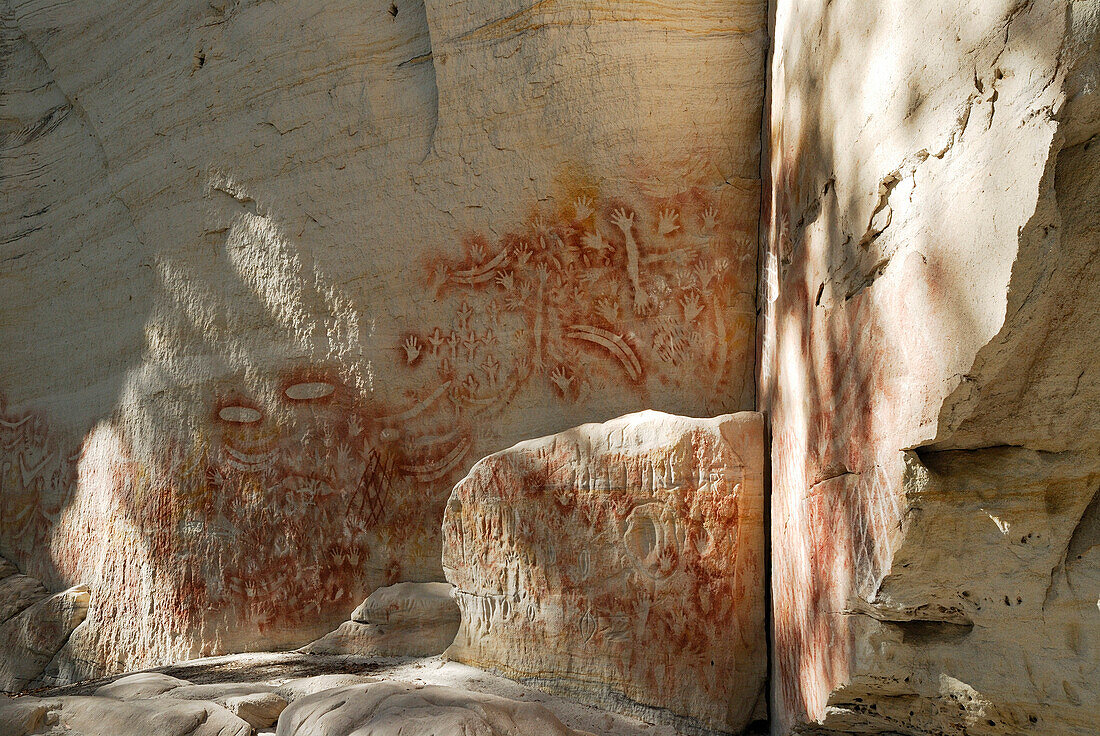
[90,670,288,727]
[443,410,766,734]
[158,681,280,702]
[0,585,89,692]
[0,694,252,736]
[351,581,456,628]
[93,671,192,699]
[761,0,1100,733]
[17,652,679,736]
[0,695,54,736]
[274,674,381,703]
[274,681,594,736]
[0,557,89,691]
[223,691,288,729]
[0,0,767,680]
[302,581,459,656]
[301,619,454,658]
[0,575,47,625]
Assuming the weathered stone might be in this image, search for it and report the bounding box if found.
[0,695,251,736]
[0,558,85,692]
[99,677,289,728]
[0,558,17,580]
[94,671,193,699]
[223,691,288,730]
[761,0,1100,733]
[34,619,104,690]
[301,619,457,658]
[351,582,457,628]
[302,581,460,657]
[0,694,58,736]
[274,681,594,736]
[0,0,766,681]
[0,586,89,692]
[274,674,380,703]
[443,410,766,734]
[0,575,47,625]
[165,682,279,702]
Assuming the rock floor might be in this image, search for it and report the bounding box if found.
[23,652,699,735]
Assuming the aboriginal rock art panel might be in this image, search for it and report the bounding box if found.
[0,393,80,578]
[402,174,756,418]
[763,149,925,726]
[164,369,477,634]
[442,412,766,734]
[0,373,479,672]
[0,160,758,676]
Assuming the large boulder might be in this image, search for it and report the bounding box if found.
[222,691,288,730]
[302,582,459,657]
[85,672,288,731]
[0,586,89,692]
[0,694,251,736]
[443,410,766,734]
[158,683,289,728]
[274,681,593,736]
[94,671,193,699]
[275,674,380,703]
[350,582,457,628]
[0,694,58,736]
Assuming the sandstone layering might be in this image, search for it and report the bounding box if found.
[1,0,1098,734]
[0,556,88,692]
[0,0,765,683]
[762,0,1100,733]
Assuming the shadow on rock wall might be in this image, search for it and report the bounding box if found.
[1,0,764,685]
[763,0,1099,733]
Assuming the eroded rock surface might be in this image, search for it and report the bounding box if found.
[20,653,671,736]
[223,691,288,730]
[0,583,89,692]
[443,410,766,734]
[0,0,766,681]
[351,582,456,628]
[302,582,459,657]
[0,556,87,693]
[87,670,288,728]
[274,674,380,703]
[761,0,1100,733]
[93,672,192,699]
[0,575,47,626]
[0,694,252,736]
[275,681,594,736]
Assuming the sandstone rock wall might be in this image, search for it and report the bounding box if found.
[0,0,766,681]
[0,556,88,692]
[443,411,766,735]
[761,0,1100,733]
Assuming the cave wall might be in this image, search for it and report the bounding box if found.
[762,0,1100,733]
[0,0,767,684]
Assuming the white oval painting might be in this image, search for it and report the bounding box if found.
[218,406,263,423]
[285,382,335,400]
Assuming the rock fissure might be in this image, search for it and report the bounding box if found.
[1,1,1098,735]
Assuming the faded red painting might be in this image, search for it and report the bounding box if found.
[442,413,766,733]
[0,156,758,676]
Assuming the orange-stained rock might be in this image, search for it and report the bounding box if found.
[0,0,765,683]
[0,585,90,692]
[442,410,766,734]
